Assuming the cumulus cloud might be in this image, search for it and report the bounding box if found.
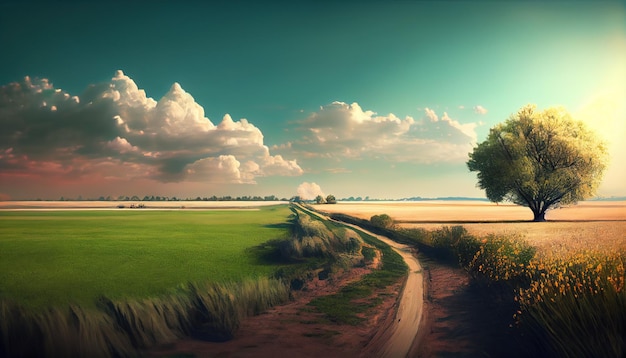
[274,102,478,164]
[424,107,438,122]
[440,112,478,144]
[297,182,325,200]
[473,105,488,115]
[0,71,302,185]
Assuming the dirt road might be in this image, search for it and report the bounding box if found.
[297,205,424,358]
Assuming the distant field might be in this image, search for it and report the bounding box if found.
[318,201,626,222]
[0,205,292,308]
[0,200,288,210]
[318,201,626,254]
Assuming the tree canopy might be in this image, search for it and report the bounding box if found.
[467,105,607,221]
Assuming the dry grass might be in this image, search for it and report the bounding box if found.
[320,201,626,222]
[405,222,626,256]
[321,201,626,357]
[319,201,626,255]
[321,201,533,222]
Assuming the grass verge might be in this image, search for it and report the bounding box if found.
[305,217,407,325]
[1,278,290,357]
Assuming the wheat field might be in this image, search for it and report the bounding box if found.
[319,201,626,254]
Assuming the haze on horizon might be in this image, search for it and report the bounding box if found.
[1,1,625,201]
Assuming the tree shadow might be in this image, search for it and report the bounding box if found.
[263,222,292,229]
[245,240,286,265]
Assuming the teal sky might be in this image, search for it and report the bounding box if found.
[1,1,625,200]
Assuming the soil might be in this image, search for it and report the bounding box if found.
[150,253,540,358]
[412,255,536,358]
[149,259,404,358]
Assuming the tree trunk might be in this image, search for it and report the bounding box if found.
[532,210,546,222]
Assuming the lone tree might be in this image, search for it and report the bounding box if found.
[325,194,337,204]
[467,105,607,222]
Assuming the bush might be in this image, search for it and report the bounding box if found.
[279,213,363,260]
[370,214,394,229]
[464,234,536,284]
[406,225,535,285]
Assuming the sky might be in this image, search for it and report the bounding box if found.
[1,0,625,200]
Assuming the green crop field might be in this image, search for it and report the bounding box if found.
[0,205,292,309]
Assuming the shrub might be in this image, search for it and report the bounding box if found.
[279,213,363,260]
[338,228,363,254]
[429,226,473,262]
[465,234,536,284]
[370,214,394,229]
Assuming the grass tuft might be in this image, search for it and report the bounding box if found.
[0,277,290,357]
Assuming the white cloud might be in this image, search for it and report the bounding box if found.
[441,112,478,144]
[473,105,488,115]
[185,155,248,183]
[258,153,304,177]
[297,182,325,200]
[424,107,438,122]
[105,137,139,154]
[275,102,478,164]
[0,71,302,184]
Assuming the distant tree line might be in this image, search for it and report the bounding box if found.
[53,195,288,202]
[313,195,337,204]
[41,194,557,202]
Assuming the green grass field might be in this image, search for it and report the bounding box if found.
[0,206,292,309]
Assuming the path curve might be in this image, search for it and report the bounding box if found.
[296,204,424,358]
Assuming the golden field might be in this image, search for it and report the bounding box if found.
[320,200,626,356]
[318,201,626,254]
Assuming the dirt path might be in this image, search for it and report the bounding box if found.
[343,224,423,358]
[150,264,399,358]
[298,205,425,358]
[150,205,416,358]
